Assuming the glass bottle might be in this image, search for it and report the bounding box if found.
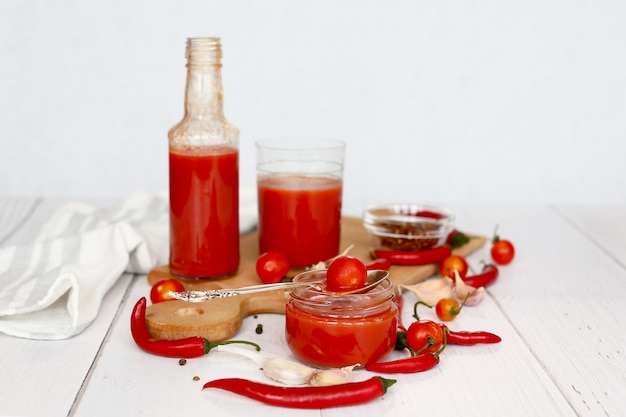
[168,37,240,279]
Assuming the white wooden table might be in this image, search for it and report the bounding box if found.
[1,198,625,417]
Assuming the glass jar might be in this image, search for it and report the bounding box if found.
[168,37,240,280]
[285,270,398,368]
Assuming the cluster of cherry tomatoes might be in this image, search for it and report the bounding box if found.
[432,229,515,321]
[150,228,515,310]
[256,251,370,293]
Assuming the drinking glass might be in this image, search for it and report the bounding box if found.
[256,138,345,267]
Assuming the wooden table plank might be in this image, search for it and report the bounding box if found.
[449,203,626,417]
[0,199,134,417]
[557,204,626,267]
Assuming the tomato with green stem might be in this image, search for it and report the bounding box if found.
[439,255,468,279]
[491,239,515,265]
[150,279,185,304]
[326,256,367,292]
[435,295,468,322]
[404,320,445,354]
[256,251,291,284]
[490,225,515,265]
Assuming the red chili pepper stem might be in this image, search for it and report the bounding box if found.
[378,377,397,392]
[492,224,501,244]
[394,331,410,352]
[412,300,433,321]
[204,339,261,354]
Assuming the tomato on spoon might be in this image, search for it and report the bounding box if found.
[326,256,367,292]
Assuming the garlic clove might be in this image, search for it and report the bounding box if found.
[399,278,453,306]
[308,365,356,387]
[454,271,485,306]
[262,357,316,386]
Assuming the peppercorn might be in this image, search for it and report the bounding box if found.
[179,358,187,366]
[255,324,263,334]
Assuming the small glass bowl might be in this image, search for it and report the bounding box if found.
[363,204,454,252]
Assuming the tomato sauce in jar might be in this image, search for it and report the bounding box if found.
[285,270,397,368]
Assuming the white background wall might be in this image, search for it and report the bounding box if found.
[1,0,625,206]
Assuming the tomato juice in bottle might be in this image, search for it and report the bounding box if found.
[257,175,342,267]
[169,146,239,278]
[168,37,240,279]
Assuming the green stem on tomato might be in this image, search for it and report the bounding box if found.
[412,336,435,357]
[454,292,471,317]
[412,301,433,321]
[433,327,448,358]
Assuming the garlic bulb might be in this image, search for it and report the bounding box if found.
[216,345,315,385]
[215,345,355,387]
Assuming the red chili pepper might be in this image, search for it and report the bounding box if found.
[365,352,440,374]
[414,210,445,219]
[130,297,260,358]
[440,324,502,345]
[373,246,451,266]
[462,264,499,288]
[203,376,396,409]
[365,257,391,271]
[393,294,406,332]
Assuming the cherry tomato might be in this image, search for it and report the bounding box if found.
[439,255,468,279]
[491,239,515,265]
[326,256,367,292]
[256,251,290,284]
[405,320,444,353]
[436,298,462,321]
[150,279,185,304]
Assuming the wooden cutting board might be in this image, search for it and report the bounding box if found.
[145,216,486,342]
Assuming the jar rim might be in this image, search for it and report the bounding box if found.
[289,270,395,316]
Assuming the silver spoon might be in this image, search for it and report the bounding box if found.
[168,269,389,302]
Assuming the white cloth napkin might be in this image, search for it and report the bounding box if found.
[0,189,257,340]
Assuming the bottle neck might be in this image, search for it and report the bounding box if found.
[184,37,224,120]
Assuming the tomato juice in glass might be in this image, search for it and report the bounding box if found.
[285,270,398,368]
[257,175,342,267]
[169,145,239,279]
